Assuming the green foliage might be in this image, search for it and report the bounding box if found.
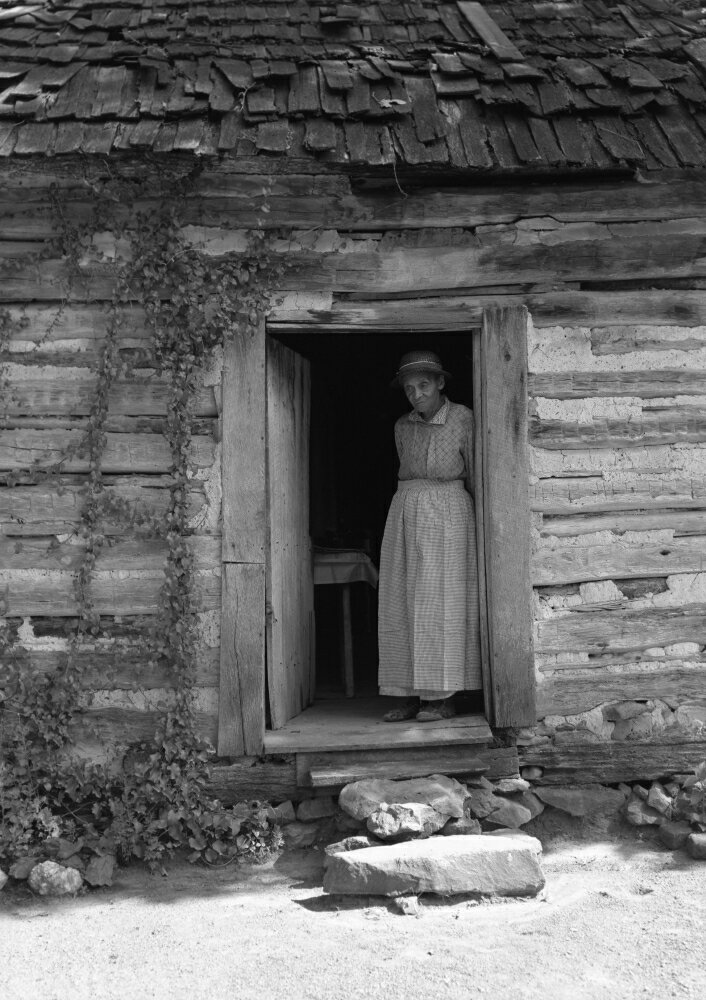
[0,166,285,878]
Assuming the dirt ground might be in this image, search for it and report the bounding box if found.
[2,815,706,1000]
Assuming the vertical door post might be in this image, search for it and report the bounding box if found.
[480,306,536,728]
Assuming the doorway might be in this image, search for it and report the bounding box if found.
[266,330,483,725]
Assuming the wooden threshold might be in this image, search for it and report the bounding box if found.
[263,697,492,754]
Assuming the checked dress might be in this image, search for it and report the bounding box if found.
[378,398,482,698]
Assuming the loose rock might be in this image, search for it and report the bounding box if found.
[464,786,501,819]
[27,861,83,897]
[282,821,320,849]
[339,775,467,822]
[297,796,337,823]
[686,833,706,860]
[324,836,379,858]
[268,801,296,826]
[534,784,625,817]
[393,896,420,916]
[658,821,693,850]
[494,778,530,795]
[625,795,664,827]
[84,855,115,888]
[441,817,482,836]
[323,831,545,898]
[647,783,672,816]
[485,799,533,829]
[515,791,545,821]
[465,775,494,790]
[367,802,446,841]
[521,767,543,781]
[9,857,37,880]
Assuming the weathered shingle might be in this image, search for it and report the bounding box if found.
[0,0,704,170]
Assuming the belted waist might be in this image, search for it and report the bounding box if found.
[396,478,465,492]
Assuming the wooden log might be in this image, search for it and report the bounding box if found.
[6,228,706,298]
[1,568,221,616]
[7,168,706,229]
[519,740,706,785]
[481,306,536,727]
[0,536,221,572]
[3,376,217,418]
[536,605,706,656]
[591,327,706,355]
[3,303,147,343]
[530,370,706,400]
[0,429,215,474]
[541,510,706,538]
[0,482,210,536]
[533,539,706,586]
[530,476,706,514]
[2,646,220,689]
[296,745,520,788]
[78,705,218,750]
[269,290,706,331]
[537,666,706,716]
[207,756,298,804]
[532,409,706,450]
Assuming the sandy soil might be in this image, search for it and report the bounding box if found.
[2,817,706,1000]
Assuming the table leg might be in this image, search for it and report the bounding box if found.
[342,583,354,698]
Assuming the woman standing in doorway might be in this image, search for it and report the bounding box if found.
[378,350,481,722]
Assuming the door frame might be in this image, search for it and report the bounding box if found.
[217,307,535,757]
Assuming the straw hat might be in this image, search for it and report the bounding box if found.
[391,350,452,386]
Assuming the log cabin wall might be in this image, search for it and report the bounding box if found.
[2,158,706,768]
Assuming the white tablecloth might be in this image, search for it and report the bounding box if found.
[313,549,379,588]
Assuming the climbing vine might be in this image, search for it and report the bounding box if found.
[0,162,285,878]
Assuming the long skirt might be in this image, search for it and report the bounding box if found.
[378,479,482,697]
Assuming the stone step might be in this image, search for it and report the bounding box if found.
[323,830,545,898]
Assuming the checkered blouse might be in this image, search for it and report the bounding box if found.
[394,398,474,495]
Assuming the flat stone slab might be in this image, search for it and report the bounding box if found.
[339,775,468,821]
[535,783,626,817]
[323,831,544,898]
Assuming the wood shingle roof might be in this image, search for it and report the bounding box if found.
[1,0,706,170]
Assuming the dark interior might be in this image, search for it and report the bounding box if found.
[270,330,478,700]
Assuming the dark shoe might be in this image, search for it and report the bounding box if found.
[416,698,456,722]
[383,698,420,722]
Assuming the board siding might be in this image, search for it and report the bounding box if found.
[481,306,536,728]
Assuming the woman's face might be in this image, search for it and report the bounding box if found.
[401,372,445,418]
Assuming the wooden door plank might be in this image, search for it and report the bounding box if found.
[218,322,267,757]
[481,306,536,728]
[266,338,315,729]
[221,324,266,563]
[217,562,265,756]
